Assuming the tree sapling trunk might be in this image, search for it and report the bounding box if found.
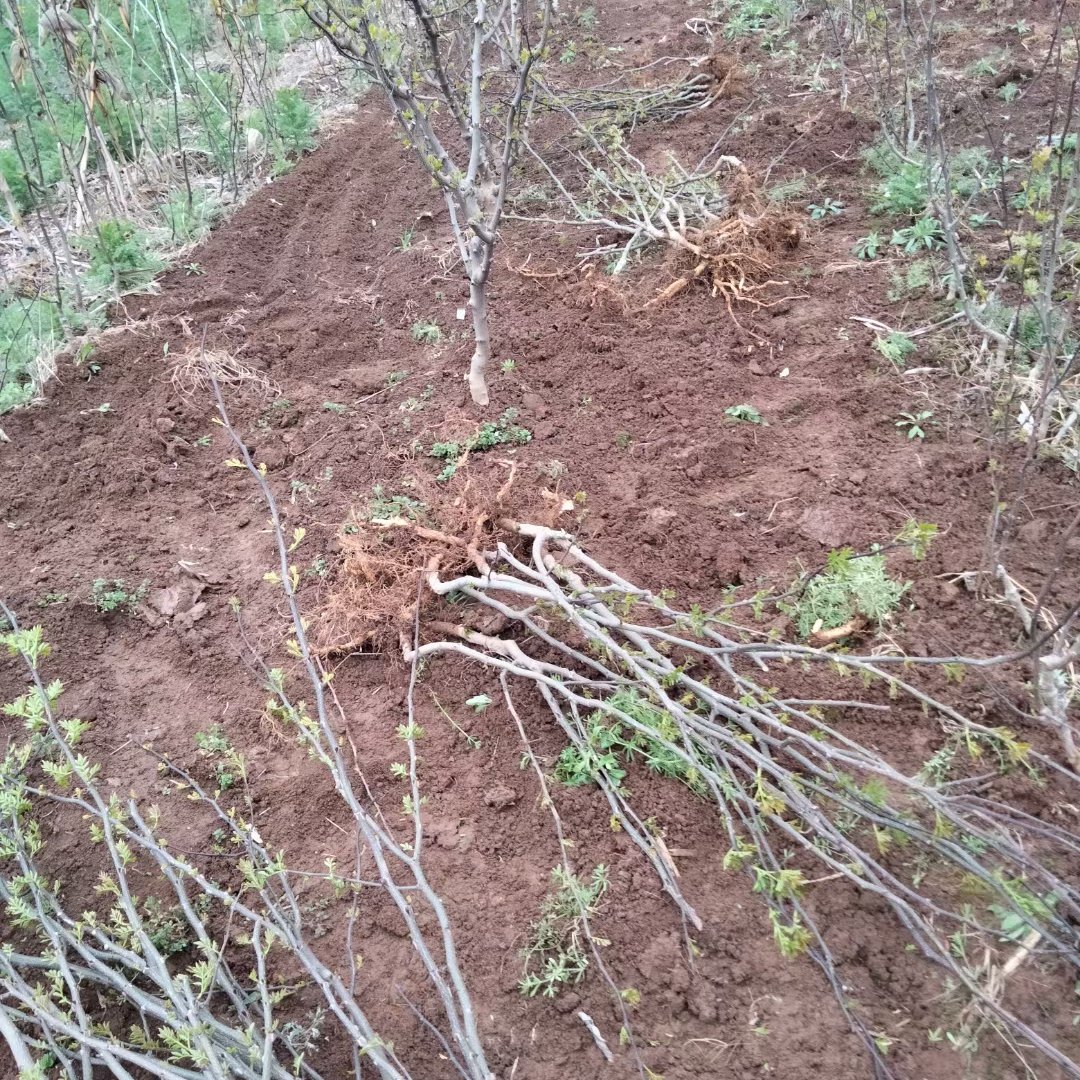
[468,272,491,407]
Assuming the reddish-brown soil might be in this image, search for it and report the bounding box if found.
[2,1,1080,1078]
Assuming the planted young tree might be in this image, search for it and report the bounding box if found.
[816,0,1080,745]
[300,0,554,405]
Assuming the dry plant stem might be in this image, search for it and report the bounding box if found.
[0,377,495,1075]
[0,601,347,1080]
[392,519,1080,1078]
[501,675,646,1079]
[996,564,1080,770]
[520,125,738,272]
[207,374,492,1078]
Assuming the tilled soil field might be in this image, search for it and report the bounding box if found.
[2,1,1080,1077]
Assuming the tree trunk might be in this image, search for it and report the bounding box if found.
[467,277,490,406]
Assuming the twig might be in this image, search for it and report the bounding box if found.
[577,1012,613,1063]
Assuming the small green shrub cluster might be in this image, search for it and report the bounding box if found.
[0,296,61,412]
[86,221,163,291]
[249,88,318,174]
[713,0,798,42]
[90,578,148,615]
[785,549,908,638]
[161,192,223,244]
[874,331,917,368]
[410,319,443,344]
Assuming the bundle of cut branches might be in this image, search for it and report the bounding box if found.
[370,517,1080,1079]
[539,69,723,132]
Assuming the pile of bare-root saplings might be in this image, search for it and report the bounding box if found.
[2,0,1080,1077]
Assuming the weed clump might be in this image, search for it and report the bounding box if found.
[519,865,608,997]
[91,578,148,615]
[428,409,532,482]
[784,549,908,638]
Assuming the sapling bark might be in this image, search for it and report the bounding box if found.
[302,0,552,405]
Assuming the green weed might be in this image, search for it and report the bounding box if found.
[714,0,798,41]
[865,146,928,217]
[161,193,222,244]
[887,258,936,301]
[519,865,608,997]
[141,897,192,958]
[784,549,909,638]
[250,88,317,172]
[892,217,944,253]
[366,484,426,521]
[874,332,917,368]
[808,199,844,220]
[410,320,442,344]
[194,723,246,793]
[724,403,766,425]
[896,410,935,440]
[577,5,597,28]
[969,54,1001,77]
[554,688,708,794]
[853,231,884,260]
[766,176,808,204]
[428,409,532,482]
[90,578,149,615]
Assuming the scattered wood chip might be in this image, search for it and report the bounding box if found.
[177,560,229,584]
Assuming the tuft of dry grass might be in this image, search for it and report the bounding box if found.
[170,346,279,400]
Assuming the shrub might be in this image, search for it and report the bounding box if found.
[250,88,317,172]
[86,221,162,292]
[160,192,223,244]
[0,297,61,413]
[787,549,908,638]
